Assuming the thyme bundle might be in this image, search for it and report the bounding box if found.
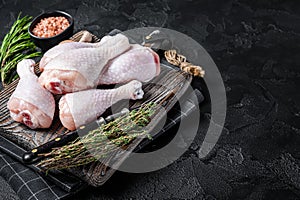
[0,13,41,84]
[38,103,157,172]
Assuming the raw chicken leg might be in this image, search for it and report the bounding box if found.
[98,44,160,84]
[39,42,98,71]
[39,34,130,94]
[7,59,55,129]
[39,35,113,71]
[59,80,144,130]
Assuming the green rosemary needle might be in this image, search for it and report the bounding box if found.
[0,13,41,84]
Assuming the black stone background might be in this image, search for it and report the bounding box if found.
[0,0,300,199]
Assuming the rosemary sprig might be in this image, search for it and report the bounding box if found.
[38,103,157,172]
[0,13,41,84]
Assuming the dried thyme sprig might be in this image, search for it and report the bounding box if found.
[37,103,157,172]
[0,13,41,84]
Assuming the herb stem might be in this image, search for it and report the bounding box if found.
[38,103,157,172]
[0,13,41,84]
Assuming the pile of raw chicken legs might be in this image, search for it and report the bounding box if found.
[7,33,160,131]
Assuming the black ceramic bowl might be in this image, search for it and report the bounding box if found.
[28,10,74,52]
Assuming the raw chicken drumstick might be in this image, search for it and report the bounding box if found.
[39,34,130,94]
[39,34,113,71]
[98,44,160,85]
[59,80,144,131]
[7,59,55,129]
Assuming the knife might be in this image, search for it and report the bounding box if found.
[22,108,129,164]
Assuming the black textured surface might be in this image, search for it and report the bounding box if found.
[0,0,300,199]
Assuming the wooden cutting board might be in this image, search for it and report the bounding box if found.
[0,30,193,186]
